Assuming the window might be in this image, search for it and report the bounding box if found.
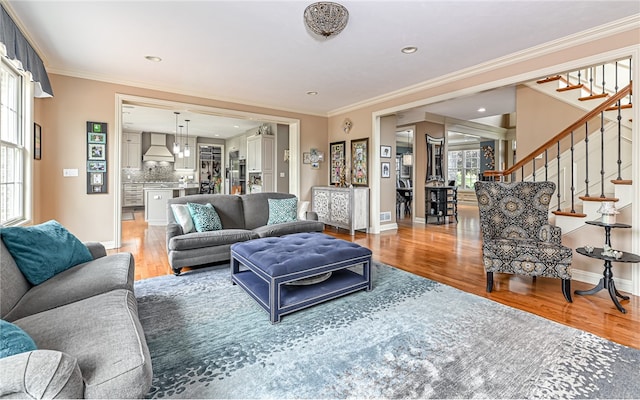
[448,149,480,190]
[1,59,25,225]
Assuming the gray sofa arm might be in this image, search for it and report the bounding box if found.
[538,224,562,244]
[166,223,184,252]
[0,350,84,399]
[84,241,106,259]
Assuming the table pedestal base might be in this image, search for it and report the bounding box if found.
[574,260,630,313]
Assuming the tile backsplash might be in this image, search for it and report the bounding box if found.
[122,162,196,182]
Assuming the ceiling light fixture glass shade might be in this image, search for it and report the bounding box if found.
[402,153,413,166]
[173,112,180,154]
[184,119,191,158]
[304,2,349,38]
[177,125,184,158]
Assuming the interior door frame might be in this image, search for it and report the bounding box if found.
[113,94,301,248]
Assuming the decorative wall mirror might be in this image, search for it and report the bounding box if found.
[426,134,444,183]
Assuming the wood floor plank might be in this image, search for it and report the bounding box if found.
[110,205,639,349]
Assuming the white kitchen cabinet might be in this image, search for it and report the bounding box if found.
[122,132,141,169]
[144,188,174,225]
[246,135,274,192]
[174,136,197,171]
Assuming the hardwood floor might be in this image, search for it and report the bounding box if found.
[111,204,640,349]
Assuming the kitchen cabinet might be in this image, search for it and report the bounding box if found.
[122,132,141,169]
[174,136,197,171]
[246,135,274,192]
[122,183,143,207]
[312,186,369,236]
[144,188,174,225]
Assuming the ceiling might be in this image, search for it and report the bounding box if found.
[5,1,639,136]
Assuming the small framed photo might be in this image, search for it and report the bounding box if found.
[88,143,105,160]
[87,161,106,172]
[90,172,103,186]
[381,162,390,178]
[303,152,311,164]
[88,132,106,144]
[380,145,391,159]
[33,123,42,160]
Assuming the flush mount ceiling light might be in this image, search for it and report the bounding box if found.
[304,2,349,38]
[144,55,162,62]
[401,46,418,54]
[477,107,486,113]
[306,91,319,95]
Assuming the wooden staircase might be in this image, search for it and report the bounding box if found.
[486,57,633,235]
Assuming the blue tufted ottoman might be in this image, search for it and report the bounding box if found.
[230,232,372,323]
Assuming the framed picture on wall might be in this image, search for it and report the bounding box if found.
[33,123,42,160]
[381,162,390,178]
[329,141,346,185]
[351,138,368,186]
[380,145,391,159]
[303,152,311,164]
[88,143,106,160]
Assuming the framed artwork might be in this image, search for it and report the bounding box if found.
[351,138,368,186]
[88,143,106,160]
[88,132,106,144]
[33,123,42,160]
[87,161,106,172]
[303,152,311,164]
[380,145,391,159]
[329,141,346,185]
[90,172,103,186]
[381,162,390,178]
[86,121,108,194]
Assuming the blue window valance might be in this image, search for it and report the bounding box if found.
[1,5,53,97]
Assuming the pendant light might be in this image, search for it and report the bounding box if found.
[178,125,184,158]
[184,119,191,157]
[173,112,180,154]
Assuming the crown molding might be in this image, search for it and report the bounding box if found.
[328,14,640,117]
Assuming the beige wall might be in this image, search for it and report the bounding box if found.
[380,115,397,225]
[34,74,327,242]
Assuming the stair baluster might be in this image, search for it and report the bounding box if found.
[544,150,548,181]
[617,100,623,181]
[556,141,561,212]
[584,122,590,197]
[589,67,594,95]
[532,158,536,182]
[570,131,576,213]
[601,64,606,96]
[599,111,605,198]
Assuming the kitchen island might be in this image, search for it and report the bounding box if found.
[144,183,200,225]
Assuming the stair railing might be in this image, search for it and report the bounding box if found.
[485,82,632,217]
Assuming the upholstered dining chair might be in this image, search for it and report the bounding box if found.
[474,181,572,302]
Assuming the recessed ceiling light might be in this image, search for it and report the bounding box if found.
[401,46,418,54]
[233,125,240,129]
[215,134,220,137]
[477,107,486,113]
[145,56,162,62]
[306,91,318,96]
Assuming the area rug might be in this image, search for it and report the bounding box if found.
[135,263,640,399]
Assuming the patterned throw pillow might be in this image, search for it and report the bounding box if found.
[187,203,223,232]
[267,198,298,225]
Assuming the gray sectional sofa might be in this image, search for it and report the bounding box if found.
[0,241,152,398]
[166,192,325,275]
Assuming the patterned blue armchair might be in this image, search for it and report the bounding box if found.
[474,181,572,302]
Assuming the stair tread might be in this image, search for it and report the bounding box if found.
[605,103,633,111]
[578,93,609,101]
[552,210,587,218]
[579,195,619,202]
[536,75,562,84]
[611,179,633,185]
[557,84,584,92]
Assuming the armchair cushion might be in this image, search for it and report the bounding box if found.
[482,238,572,279]
[538,224,562,244]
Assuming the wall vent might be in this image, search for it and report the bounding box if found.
[380,211,392,222]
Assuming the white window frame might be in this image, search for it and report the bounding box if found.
[1,54,33,226]
[448,149,480,190]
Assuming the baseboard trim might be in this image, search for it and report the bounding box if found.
[379,223,398,232]
[571,269,633,294]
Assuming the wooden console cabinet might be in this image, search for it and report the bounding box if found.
[312,186,369,235]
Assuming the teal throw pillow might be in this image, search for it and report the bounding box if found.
[0,220,93,285]
[187,203,223,232]
[0,320,37,359]
[267,197,298,225]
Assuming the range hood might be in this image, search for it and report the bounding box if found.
[143,133,175,162]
